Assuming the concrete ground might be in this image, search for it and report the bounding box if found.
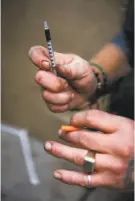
[2,129,122,201]
[2,0,127,201]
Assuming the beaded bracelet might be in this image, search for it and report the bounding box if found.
[89,62,108,98]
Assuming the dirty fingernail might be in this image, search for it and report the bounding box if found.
[41,60,50,69]
[54,172,62,180]
[45,142,52,151]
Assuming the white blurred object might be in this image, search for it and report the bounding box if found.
[1,123,40,186]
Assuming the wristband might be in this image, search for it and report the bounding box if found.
[89,62,108,97]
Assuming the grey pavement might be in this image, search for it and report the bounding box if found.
[2,131,122,201]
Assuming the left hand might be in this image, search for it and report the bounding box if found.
[44,110,134,189]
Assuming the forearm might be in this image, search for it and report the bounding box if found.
[90,42,131,85]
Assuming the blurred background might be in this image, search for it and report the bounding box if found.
[1,0,126,201]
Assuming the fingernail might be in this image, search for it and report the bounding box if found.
[58,129,64,136]
[41,60,50,69]
[54,172,62,180]
[45,142,52,151]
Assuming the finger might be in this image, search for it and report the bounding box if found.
[29,46,73,71]
[45,141,87,166]
[47,104,69,113]
[56,55,88,80]
[45,141,126,173]
[58,130,111,153]
[35,70,68,93]
[42,90,74,105]
[29,46,50,70]
[59,129,132,158]
[54,170,119,188]
[58,130,129,160]
[54,170,90,187]
[71,109,119,133]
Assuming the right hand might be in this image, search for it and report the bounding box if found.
[28,46,97,112]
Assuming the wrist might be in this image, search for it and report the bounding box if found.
[90,43,131,82]
[88,62,109,101]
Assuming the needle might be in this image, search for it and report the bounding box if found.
[44,21,57,75]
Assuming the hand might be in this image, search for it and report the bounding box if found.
[44,110,134,189]
[29,46,97,112]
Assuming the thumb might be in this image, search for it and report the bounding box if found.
[29,46,74,72]
[29,46,51,70]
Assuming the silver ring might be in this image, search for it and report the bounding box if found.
[87,175,92,188]
[83,150,96,173]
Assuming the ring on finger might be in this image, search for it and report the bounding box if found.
[87,175,92,188]
[83,150,96,173]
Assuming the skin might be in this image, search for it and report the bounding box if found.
[28,44,133,189]
[45,110,134,189]
[29,46,98,111]
[28,44,130,112]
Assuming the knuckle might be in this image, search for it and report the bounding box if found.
[121,144,133,158]
[65,92,72,102]
[49,78,62,93]
[84,109,100,122]
[71,173,84,186]
[88,109,100,116]
[73,155,83,166]
[71,174,77,184]
[78,132,88,146]
[84,111,91,122]
[80,175,87,187]
[56,82,62,91]
[120,118,134,133]
[115,161,127,174]
[50,143,60,156]
[56,79,65,91]
[51,144,56,154]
